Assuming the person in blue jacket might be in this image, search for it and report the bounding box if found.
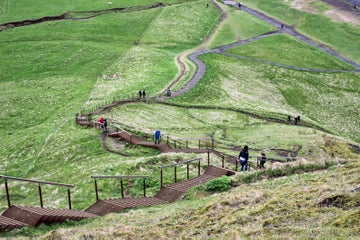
[154,130,161,144]
[239,145,249,171]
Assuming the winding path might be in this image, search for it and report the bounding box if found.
[81,1,360,137]
[168,1,359,99]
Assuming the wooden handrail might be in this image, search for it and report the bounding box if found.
[91,175,148,200]
[0,175,74,209]
[0,175,74,188]
[91,175,148,179]
[159,157,202,169]
[159,157,202,187]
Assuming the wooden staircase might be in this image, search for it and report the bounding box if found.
[85,165,236,216]
[0,206,97,231]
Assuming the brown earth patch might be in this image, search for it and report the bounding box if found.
[288,0,360,25]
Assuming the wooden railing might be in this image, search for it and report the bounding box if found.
[159,157,202,187]
[0,175,74,209]
[91,175,148,201]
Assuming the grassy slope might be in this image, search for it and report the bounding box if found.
[205,2,276,49]
[225,33,356,70]
[36,158,360,239]
[239,0,360,63]
[0,0,220,211]
[0,0,359,238]
[0,0,185,23]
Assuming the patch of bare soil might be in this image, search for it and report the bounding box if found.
[288,0,360,25]
[106,137,126,151]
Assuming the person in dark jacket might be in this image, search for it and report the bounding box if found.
[239,145,249,171]
[259,152,266,168]
[103,119,108,133]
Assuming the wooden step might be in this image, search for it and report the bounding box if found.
[85,197,168,216]
[204,165,236,177]
[0,215,29,232]
[165,174,217,193]
[2,206,97,226]
[85,200,124,216]
[105,197,168,209]
[154,186,184,203]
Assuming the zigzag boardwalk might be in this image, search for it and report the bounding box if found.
[85,165,235,216]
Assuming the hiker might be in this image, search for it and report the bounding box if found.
[294,116,298,125]
[139,90,142,99]
[166,88,171,96]
[238,145,249,171]
[259,152,266,169]
[281,24,284,29]
[142,90,146,98]
[154,130,161,144]
[297,115,300,122]
[103,119,108,133]
[206,3,209,8]
[287,115,291,122]
[98,117,105,130]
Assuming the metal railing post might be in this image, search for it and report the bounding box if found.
[94,179,99,201]
[235,161,238,172]
[174,140,177,149]
[187,163,190,179]
[167,135,169,144]
[198,140,200,149]
[222,155,225,168]
[212,138,214,149]
[68,188,72,210]
[160,168,163,187]
[186,141,188,149]
[143,179,146,197]
[207,149,210,166]
[174,166,177,183]
[38,184,43,208]
[120,180,124,198]
[5,180,11,208]
[198,160,201,176]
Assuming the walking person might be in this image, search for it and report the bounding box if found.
[154,130,161,144]
[259,152,266,169]
[239,145,249,171]
[166,88,171,96]
[98,117,105,130]
[139,90,142,99]
[142,90,146,98]
[103,119,108,133]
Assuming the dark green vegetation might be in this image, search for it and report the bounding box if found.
[0,0,359,238]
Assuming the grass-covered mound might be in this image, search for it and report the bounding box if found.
[0,0,359,238]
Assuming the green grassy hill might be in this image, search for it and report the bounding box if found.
[0,0,359,238]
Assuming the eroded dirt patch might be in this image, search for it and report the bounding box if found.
[289,0,360,25]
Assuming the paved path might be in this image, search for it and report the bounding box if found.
[167,1,360,99]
